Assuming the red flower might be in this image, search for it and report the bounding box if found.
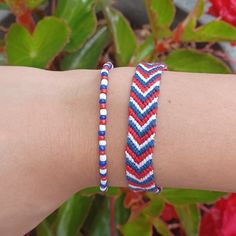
[160,203,178,222]
[200,193,236,236]
[208,0,236,27]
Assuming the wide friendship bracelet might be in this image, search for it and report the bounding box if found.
[125,62,167,194]
[98,61,114,192]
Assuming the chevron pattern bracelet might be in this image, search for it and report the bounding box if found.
[125,62,167,194]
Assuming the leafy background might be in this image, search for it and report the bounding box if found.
[0,0,235,235]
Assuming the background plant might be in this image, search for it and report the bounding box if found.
[0,0,235,235]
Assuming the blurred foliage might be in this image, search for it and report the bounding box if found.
[6,16,70,67]
[0,0,234,235]
[54,0,97,52]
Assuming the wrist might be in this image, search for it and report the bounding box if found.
[59,67,135,190]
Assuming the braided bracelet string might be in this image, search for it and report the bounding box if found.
[98,61,114,192]
[125,62,167,194]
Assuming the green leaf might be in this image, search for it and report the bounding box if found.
[103,7,137,66]
[181,0,204,31]
[5,0,45,10]
[143,196,164,217]
[79,186,121,197]
[182,21,236,42]
[161,188,227,205]
[153,217,172,236]
[105,186,122,197]
[193,0,205,19]
[55,0,97,52]
[134,36,154,64]
[144,0,175,40]
[185,0,204,23]
[44,210,59,226]
[120,213,152,236]
[96,0,112,12]
[6,16,70,68]
[180,0,204,42]
[55,193,94,236]
[181,1,236,42]
[60,26,109,70]
[115,193,130,226]
[0,53,7,65]
[79,186,100,196]
[0,2,10,10]
[36,221,53,236]
[165,49,231,73]
[83,193,129,236]
[175,204,200,236]
[145,0,175,27]
[25,0,46,9]
[83,194,110,236]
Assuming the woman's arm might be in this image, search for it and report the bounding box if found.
[0,66,235,235]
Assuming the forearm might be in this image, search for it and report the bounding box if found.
[0,66,236,235]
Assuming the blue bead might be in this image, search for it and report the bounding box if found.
[99,145,105,151]
[98,131,105,136]
[99,99,106,104]
[100,85,107,90]
[100,115,106,120]
[100,183,107,188]
[106,62,113,69]
[99,161,107,166]
[101,71,108,76]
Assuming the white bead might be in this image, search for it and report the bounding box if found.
[99,125,106,131]
[100,185,107,192]
[101,79,108,86]
[99,140,106,146]
[100,154,107,161]
[100,109,107,116]
[99,93,106,100]
[101,179,107,185]
[100,168,107,174]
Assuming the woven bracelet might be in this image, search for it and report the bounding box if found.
[125,62,167,194]
[98,61,114,192]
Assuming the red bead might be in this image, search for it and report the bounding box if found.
[100,165,107,170]
[100,89,107,94]
[101,75,108,80]
[101,176,107,181]
[98,136,105,140]
[100,119,106,125]
[100,104,106,109]
[99,151,105,155]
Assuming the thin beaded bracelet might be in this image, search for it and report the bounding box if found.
[125,62,167,194]
[98,61,114,192]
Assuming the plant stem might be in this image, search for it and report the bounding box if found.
[51,0,56,15]
[109,196,115,236]
[144,0,158,46]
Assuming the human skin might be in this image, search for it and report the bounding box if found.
[0,66,235,235]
